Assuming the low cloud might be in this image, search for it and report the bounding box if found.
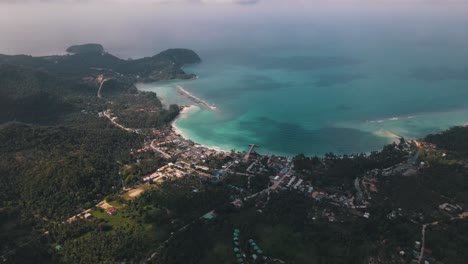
[1,0,467,57]
[2,0,466,3]
[0,0,261,4]
[204,0,260,4]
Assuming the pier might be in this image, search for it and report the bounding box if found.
[244,144,260,161]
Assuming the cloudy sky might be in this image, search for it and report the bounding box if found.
[0,0,467,57]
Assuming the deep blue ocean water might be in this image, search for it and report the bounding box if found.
[139,30,468,156]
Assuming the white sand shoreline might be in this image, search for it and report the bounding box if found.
[176,85,218,112]
[141,82,468,157]
[171,105,229,153]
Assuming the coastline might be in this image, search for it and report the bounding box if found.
[176,85,219,112]
[169,103,468,157]
[373,129,402,144]
[171,105,198,138]
[171,105,229,154]
[140,82,468,158]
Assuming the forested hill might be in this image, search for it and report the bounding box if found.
[0,44,190,216]
[0,44,200,124]
[0,64,91,124]
[0,45,195,262]
[0,44,201,82]
[66,43,105,54]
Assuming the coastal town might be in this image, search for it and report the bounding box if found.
[3,77,461,263]
[86,98,468,264]
[3,0,468,261]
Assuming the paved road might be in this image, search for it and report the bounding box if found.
[97,78,112,98]
[150,142,172,159]
[418,221,438,264]
[146,210,214,262]
[102,110,136,133]
[418,212,468,264]
[271,174,288,190]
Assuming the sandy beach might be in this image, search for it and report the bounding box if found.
[171,104,199,137]
[171,105,228,153]
[176,85,219,112]
[373,129,402,144]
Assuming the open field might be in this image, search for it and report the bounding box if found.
[122,185,148,200]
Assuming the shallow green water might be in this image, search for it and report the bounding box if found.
[139,33,468,156]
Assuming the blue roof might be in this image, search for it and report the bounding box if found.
[214,171,225,177]
[202,212,215,220]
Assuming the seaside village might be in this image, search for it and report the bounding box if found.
[88,107,465,264]
[136,124,409,214]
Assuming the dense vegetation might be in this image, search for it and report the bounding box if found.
[112,92,181,128]
[425,126,468,158]
[0,64,89,123]
[419,126,468,204]
[0,122,142,218]
[293,143,408,187]
[3,124,467,263]
[426,219,468,264]
[50,177,232,263]
[66,44,105,54]
[0,46,200,263]
[1,44,467,263]
[0,44,201,82]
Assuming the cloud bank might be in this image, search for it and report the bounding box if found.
[2,0,467,4]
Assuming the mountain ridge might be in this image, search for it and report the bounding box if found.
[0,44,201,83]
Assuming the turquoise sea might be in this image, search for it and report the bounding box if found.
[139,30,468,156]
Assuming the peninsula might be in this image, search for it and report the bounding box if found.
[0,44,202,123]
[0,43,201,91]
[1,44,468,264]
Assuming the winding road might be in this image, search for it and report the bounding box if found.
[418,212,468,264]
[97,78,112,98]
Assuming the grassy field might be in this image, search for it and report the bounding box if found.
[90,209,132,228]
[122,184,150,201]
[107,200,125,208]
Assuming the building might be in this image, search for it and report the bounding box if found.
[438,203,462,212]
[106,207,117,215]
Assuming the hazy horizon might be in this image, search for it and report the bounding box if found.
[2,2,468,263]
[1,0,468,58]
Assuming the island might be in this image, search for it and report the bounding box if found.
[1,44,467,264]
[66,43,105,54]
[0,43,201,84]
